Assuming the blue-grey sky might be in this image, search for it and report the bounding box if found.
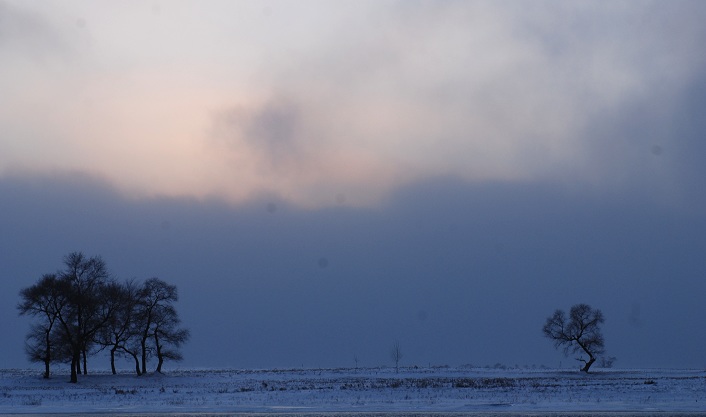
[1,1,706,370]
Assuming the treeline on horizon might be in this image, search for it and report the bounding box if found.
[18,252,189,383]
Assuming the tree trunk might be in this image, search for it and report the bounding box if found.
[82,348,88,375]
[140,337,148,375]
[43,358,50,379]
[132,353,142,376]
[70,351,80,383]
[580,356,596,373]
[43,330,51,379]
[155,333,163,373]
[110,347,117,375]
[156,356,164,373]
[576,340,596,373]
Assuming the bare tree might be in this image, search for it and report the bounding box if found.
[19,253,122,382]
[22,324,70,378]
[19,252,116,383]
[121,340,144,376]
[17,274,66,378]
[153,314,190,373]
[53,252,115,382]
[151,299,190,373]
[135,277,188,374]
[542,303,605,373]
[390,341,403,373]
[96,280,142,375]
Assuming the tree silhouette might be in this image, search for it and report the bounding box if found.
[17,274,66,378]
[96,280,142,374]
[135,277,188,374]
[19,253,189,380]
[542,303,605,372]
[55,252,115,382]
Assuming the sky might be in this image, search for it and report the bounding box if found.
[1,1,706,371]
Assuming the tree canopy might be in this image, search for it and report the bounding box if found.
[542,303,605,373]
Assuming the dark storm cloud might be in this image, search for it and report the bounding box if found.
[3,172,705,370]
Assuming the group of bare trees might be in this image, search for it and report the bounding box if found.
[18,252,189,382]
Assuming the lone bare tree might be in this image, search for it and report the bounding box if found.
[390,341,403,373]
[542,303,605,373]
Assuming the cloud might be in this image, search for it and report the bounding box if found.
[1,1,706,208]
[214,97,309,174]
[0,1,73,64]
[200,1,706,207]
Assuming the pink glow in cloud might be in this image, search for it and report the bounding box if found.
[2,1,704,207]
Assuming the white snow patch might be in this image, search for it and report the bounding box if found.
[0,367,703,414]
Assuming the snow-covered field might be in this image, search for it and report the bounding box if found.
[0,367,704,414]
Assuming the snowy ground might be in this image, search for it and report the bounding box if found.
[0,367,704,414]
